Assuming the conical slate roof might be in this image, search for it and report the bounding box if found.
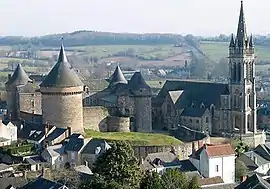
[129,72,151,91]
[5,63,31,88]
[40,43,83,88]
[109,65,127,87]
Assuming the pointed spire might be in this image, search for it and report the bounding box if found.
[57,37,68,63]
[235,1,248,47]
[229,34,235,47]
[40,41,83,88]
[5,63,31,88]
[249,34,254,47]
[109,65,127,87]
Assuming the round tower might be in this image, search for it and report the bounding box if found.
[5,63,31,120]
[129,72,152,132]
[39,43,84,134]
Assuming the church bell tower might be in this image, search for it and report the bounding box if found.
[228,1,256,135]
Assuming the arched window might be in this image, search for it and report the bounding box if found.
[200,103,205,108]
[210,104,215,117]
[233,63,237,82]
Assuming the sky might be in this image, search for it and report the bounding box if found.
[0,0,269,37]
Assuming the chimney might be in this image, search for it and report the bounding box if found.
[67,127,72,137]
[85,160,89,167]
[45,122,49,137]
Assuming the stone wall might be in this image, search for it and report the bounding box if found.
[107,116,130,132]
[19,92,42,115]
[83,106,109,131]
[242,132,266,148]
[132,137,208,159]
[42,92,84,134]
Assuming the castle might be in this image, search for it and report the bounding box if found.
[4,1,265,147]
[5,42,153,136]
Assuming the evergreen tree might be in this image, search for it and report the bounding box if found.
[93,141,142,187]
[140,172,163,189]
[161,169,189,189]
[188,176,200,189]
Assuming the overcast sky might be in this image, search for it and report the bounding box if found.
[0,0,268,36]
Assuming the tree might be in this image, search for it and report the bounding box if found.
[188,176,200,189]
[161,169,189,189]
[93,141,142,187]
[140,172,163,189]
[79,175,123,189]
[235,160,248,181]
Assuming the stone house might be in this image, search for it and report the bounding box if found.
[141,151,199,176]
[41,144,67,169]
[238,143,270,176]
[80,139,111,169]
[189,143,235,184]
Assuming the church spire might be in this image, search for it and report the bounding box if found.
[235,1,248,47]
[249,34,254,47]
[229,34,235,47]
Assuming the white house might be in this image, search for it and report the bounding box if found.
[41,144,67,169]
[0,119,17,146]
[189,143,235,184]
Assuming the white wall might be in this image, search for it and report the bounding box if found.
[208,156,235,183]
[0,122,17,142]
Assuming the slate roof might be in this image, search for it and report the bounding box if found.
[156,80,229,108]
[18,122,46,142]
[40,43,83,88]
[142,151,182,171]
[20,177,68,189]
[180,107,207,117]
[0,177,27,189]
[65,138,84,152]
[108,65,128,87]
[129,71,151,92]
[235,173,270,189]
[81,139,111,154]
[5,63,31,88]
[24,156,46,165]
[45,144,65,157]
[0,163,11,172]
[201,183,237,189]
[74,165,93,175]
[177,159,198,172]
[45,128,67,142]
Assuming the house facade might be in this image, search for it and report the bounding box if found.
[189,143,235,184]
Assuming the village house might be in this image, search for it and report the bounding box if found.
[0,119,17,146]
[238,142,270,176]
[189,143,235,184]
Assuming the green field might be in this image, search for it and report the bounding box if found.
[200,41,270,61]
[84,129,182,146]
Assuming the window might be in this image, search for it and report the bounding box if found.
[216,165,219,172]
[71,152,75,160]
[206,117,209,123]
[196,120,199,124]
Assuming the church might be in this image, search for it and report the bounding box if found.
[152,1,265,146]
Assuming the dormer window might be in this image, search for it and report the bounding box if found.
[191,103,195,108]
[200,103,205,108]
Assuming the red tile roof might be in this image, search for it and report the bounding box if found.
[205,144,235,157]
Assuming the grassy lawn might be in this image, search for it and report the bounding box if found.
[84,129,182,146]
[200,41,270,61]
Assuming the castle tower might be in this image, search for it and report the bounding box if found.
[40,42,84,134]
[5,63,31,120]
[129,72,152,132]
[228,1,256,135]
